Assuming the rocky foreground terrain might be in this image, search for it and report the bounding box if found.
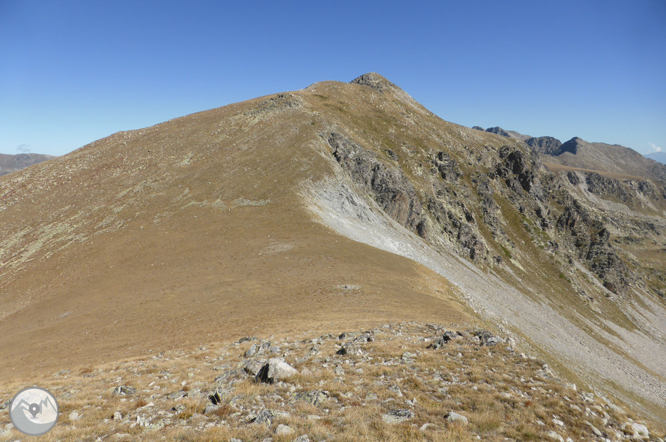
[1,323,662,442]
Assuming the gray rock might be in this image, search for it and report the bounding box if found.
[333,366,345,376]
[112,386,136,396]
[628,422,650,439]
[445,411,468,425]
[336,341,364,356]
[275,424,294,435]
[214,368,249,385]
[230,439,242,442]
[293,436,311,442]
[388,385,403,397]
[294,390,327,406]
[256,358,299,383]
[167,390,187,400]
[546,431,564,442]
[352,332,374,343]
[237,336,257,343]
[474,330,502,346]
[69,410,81,421]
[252,409,275,424]
[245,344,259,358]
[204,404,219,414]
[113,411,123,421]
[382,409,415,424]
[402,351,417,360]
[244,358,267,376]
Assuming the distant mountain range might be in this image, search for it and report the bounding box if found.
[646,151,666,165]
[473,126,666,182]
[0,153,55,176]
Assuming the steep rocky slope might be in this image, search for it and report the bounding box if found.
[0,73,665,438]
[0,152,55,176]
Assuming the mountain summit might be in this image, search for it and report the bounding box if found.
[1,74,665,426]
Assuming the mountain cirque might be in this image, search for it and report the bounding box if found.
[1,73,665,439]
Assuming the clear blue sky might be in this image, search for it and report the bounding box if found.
[1,0,665,156]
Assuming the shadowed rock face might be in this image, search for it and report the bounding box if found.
[526,136,563,155]
[328,132,427,237]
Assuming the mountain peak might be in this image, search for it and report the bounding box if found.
[350,72,397,92]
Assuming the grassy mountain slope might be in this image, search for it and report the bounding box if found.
[0,74,665,430]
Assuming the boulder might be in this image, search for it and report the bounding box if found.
[382,409,415,424]
[256,358,299,383]
[275,424,294,435]
[112,386,136,396]
[546,431,564,442]
[445,411,468,425]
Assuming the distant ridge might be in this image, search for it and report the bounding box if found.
[0,153,55,176]
[474,125,666,183]
[646,152,666,165]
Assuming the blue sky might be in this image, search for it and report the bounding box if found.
[1,0,665,156]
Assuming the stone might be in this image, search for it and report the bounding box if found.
[445,411,468,425]
[336,341,364,356]
[420,423,433,432]
[382,409,415,424]
[388,385,403,397]
[546,431,564,442]
[204,404,219,414]
[585,421,603,437]
[230,439,242,442]
[112,386,136,396]
[167,390,187,400]
[237,336,257,343]
[275,424,294,435]
[69,410,81,421]
[256,358,299,383]
[252,409,276,424]
[113,411,122,421]
[402,351,417,360]
[244,344,258,358]
[293,436,311,442]
[628,422,650,439]
[552,418,564,427]
[475,330,502,346]
[333,366,345,376]
[295,390,327,406]
[244,358,267,376]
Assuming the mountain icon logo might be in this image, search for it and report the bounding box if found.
[9,387,59,436]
